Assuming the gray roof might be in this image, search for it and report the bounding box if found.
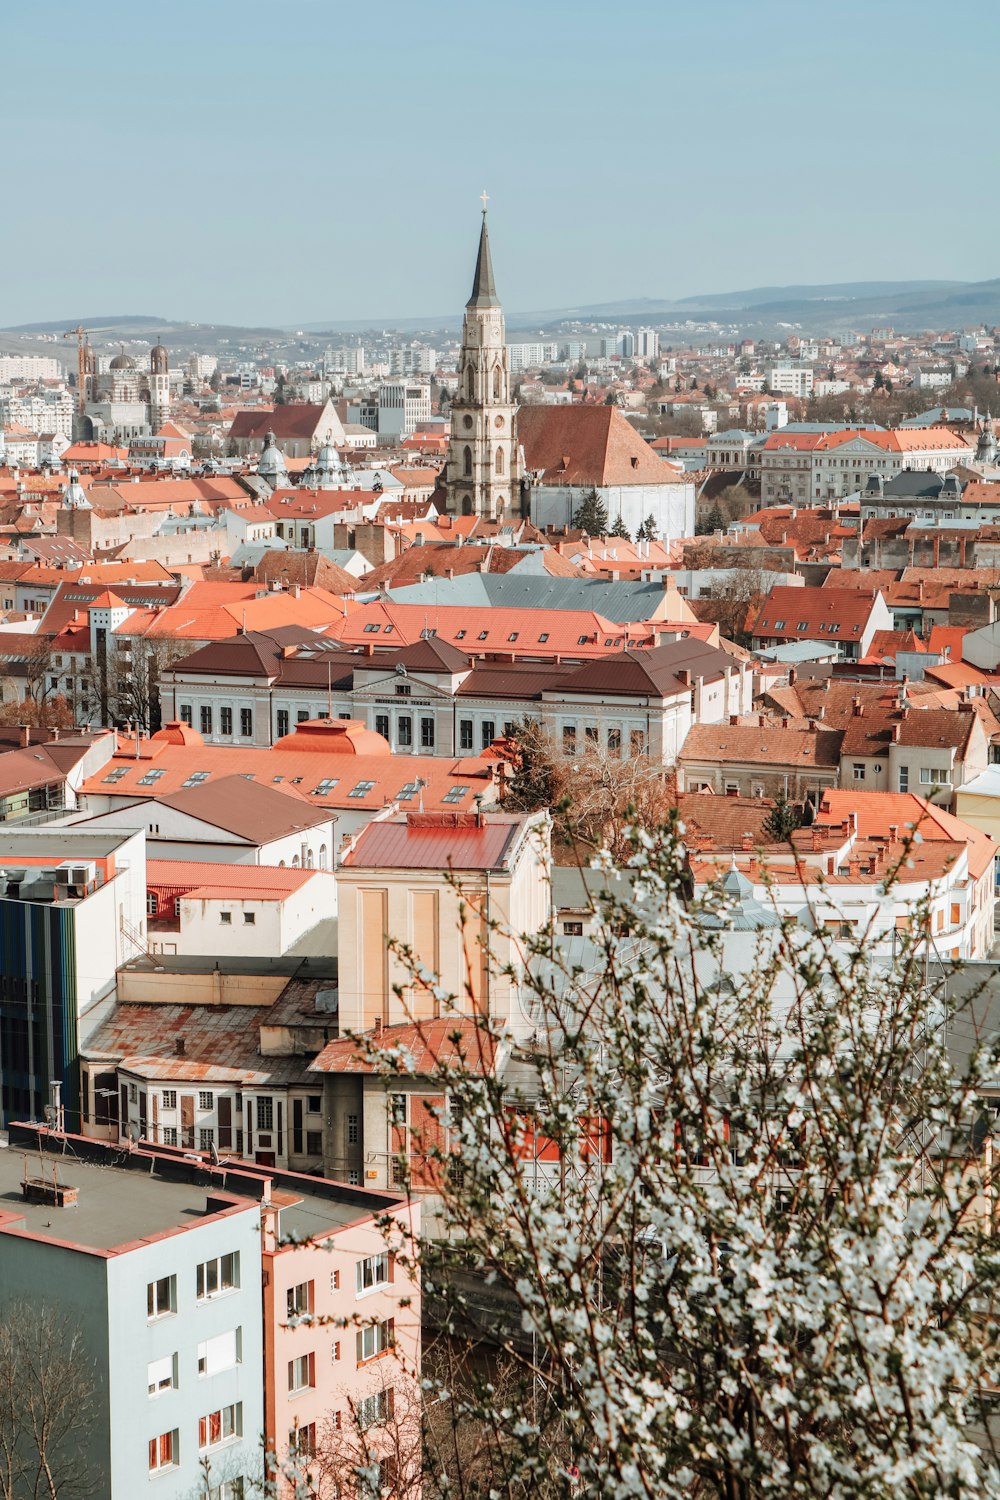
[467,213,499,310]
[901,407,973,427]
[386,573,674,623]
[756,640,840,663]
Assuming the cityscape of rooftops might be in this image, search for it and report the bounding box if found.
[2,4,1000,1499]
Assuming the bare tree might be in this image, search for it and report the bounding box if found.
[0,1302,98,1500]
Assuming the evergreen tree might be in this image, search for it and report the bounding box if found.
[573,488,609,536]
[208,365,222,394]
[763,793,802,841]
[609,514,631,539]
[636,513,658,542]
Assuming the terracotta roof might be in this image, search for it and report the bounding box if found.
[147,859,319,901]
[679,722,843,768]
[517,404,685,486]
[342,811,527,870]
[228,405,332,441]
[752,585,882,640]
[309,1017,497,1077]
[252,550,357,595]
[815,790,996,880]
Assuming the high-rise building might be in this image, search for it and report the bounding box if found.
[442,206,520,519]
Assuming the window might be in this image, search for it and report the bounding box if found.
[358,1388,395,1430]
[198,1403,242,1451]
[289,1424,316,1460]
[102,766,129,784]
[853,763,865,782]
[196,1252,239,1301]
[198,1090,214,1110]
[331,1269,341,1292]
[197,1328,240,1377]
[630,729,646,756]
[147,1275,175,1320]
[347,1169,360,1185]
[220,911,232,926]
[363,622,380,634]
[420,716,435,748]
[146,892,158,916]
[179,704,193,726]
[244,912,255,925]
[276,710,289,738]
[312,777,339,795]
[347,1113,359,1144]
[207,1483,244,1500]
[182,770,210,787]
[920,766,951,784]
[357,1252,391,1295]
[538,632,549,643]
[608,728,621,756]
[477,630,489,641]
[297,709,309,723]
[332,1340,341,1362]
[306,1131,322,1155]
[443,785,468,804]
[147,1353,177,1397]
[375,713,389,740]
[397,716,412,747]
[899,764,909,792]
[199,1128,214,1150]
[257,1097,274,1131]
[200,706,213,734]
[162,1127,178,1146]
[563,921,584,936]
[348,780,376,798]
[390,1093,407,1125]
[130,1082,139,1104]
[456,629,467,639]
[585,726,599,746]
[396,781,420,802]
[287,1352,315,1392]
[356,1318,394,1362]
[562,725,577,755]
[220,706,233,736]
[138,768,165,786]
[240,708,253,737]
[149,1429,178,1472]
[287,1282,313,1321]
[307,1094,321,1114]
[481,720,495,748]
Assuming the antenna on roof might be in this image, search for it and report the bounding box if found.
[327,659,333,719]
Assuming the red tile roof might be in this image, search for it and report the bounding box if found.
[309,1017,498,1077]
[518,404,686,486]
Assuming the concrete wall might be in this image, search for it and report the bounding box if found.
[529,480,696,541]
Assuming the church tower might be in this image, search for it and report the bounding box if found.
[443,203,520,519]
[149,341,171,430]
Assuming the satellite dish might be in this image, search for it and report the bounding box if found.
[210,1141,221,1166]
[395,663,408,677]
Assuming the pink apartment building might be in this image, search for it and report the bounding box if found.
[260,1169,421,1498]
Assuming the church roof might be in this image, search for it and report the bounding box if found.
[467,213,500,310]
[517,404,686,487]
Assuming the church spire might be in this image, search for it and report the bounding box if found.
[467,200,499,310]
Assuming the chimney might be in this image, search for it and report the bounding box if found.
[747,855,758,878]
[848,858,861,879]
[758,713,766,727]
[677,669,691,686]
[175,1038,186,1057]
[852,696,863,717]
[781,716,790,729]
[729,714,739,726]
[19,725,32,748]
[740,833,753,851]
[726,785,739,798]
[811,827,823,852]
[889,824,899,841]
[848,811,858,834]
[788,667,797,686]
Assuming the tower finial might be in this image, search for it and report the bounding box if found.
[480,189,489,216]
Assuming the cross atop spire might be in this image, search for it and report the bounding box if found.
[467,202,500,310]
[480,189,489,215]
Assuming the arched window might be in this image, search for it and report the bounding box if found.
[306,850,314,868]
[278,860,286,868]
[463,446,472,476]
[493,366,501,399]
[292,854,300,867]
[495,447,504,475]
[318,845,328,870]
[466,367,475,400]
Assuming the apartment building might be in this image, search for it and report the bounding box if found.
[0,1124,419,1500]
[0,826,147,1128]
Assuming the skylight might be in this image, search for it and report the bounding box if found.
[348,780,377,799]
[442,785,469,804]
[181,771,210,787]
[102,767,129,783]
[312,778,339,795]
[396,782,420,801]
[137,769,165,785]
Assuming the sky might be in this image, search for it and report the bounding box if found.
[3,0,999,329]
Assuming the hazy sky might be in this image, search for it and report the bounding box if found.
[3,0,998,328]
